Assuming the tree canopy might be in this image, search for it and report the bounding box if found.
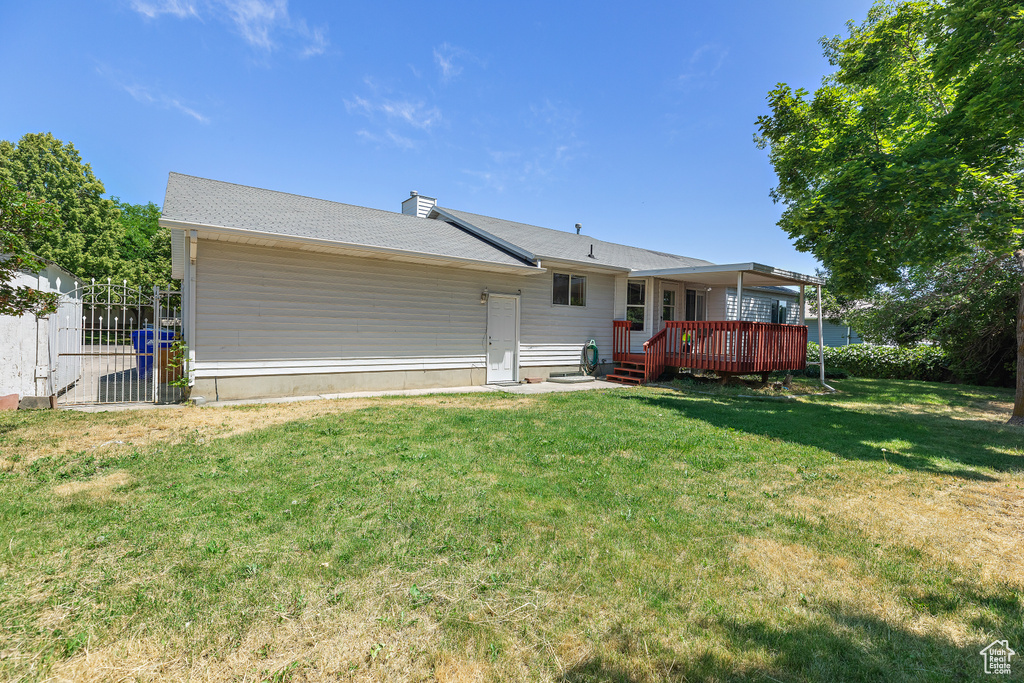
[755,0,1024,422]
[834,251,1019,386]
[0,132,172,291]
[0,179,61,316]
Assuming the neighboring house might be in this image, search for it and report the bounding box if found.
[160,174,823,400]
[806,318,863,347]
[804,304,864,347]
[0,261,82,404]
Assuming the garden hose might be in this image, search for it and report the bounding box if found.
[580,340,599,375]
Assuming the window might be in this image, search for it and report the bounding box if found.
[627,280,646,331]
[552,272,586,307]
[685,289,706,321]
[662,289,676,322]
[771,300,789,324]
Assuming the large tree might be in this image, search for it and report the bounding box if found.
[110,198,173,290]
[0,179,61,316]
[0,133,173,290]
[835,251,1019,386]
[0,133,123,281]
[755,0,1024,424]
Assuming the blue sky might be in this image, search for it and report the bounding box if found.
[1,0,875,274]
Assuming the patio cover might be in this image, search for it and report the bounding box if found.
[630,262,833,390]
[628,262,823,287]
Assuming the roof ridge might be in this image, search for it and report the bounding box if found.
[166,172,423,222]
[439,206,713,265]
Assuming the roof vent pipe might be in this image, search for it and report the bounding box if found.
[588,244,595,258]
[575,223,582,234]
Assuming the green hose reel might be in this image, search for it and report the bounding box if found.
[581,339,599,373]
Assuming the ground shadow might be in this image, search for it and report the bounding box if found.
[558,599,1011,682]
[619,391,1022,478]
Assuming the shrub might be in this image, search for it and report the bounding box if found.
[807,342,950,382]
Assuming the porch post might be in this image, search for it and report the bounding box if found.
[817,284,832,390]
[798,285,805,325]
[736,271,744,321]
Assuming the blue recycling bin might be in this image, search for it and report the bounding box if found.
[131,326,176,376]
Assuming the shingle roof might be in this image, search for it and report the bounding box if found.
[436,207,714,271]
[161,173,534,268]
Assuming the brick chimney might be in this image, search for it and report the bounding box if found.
[401,191,437,218]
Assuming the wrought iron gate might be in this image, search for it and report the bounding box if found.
[50,280,184,406]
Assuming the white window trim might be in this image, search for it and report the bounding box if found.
[551,271,588,308]
[626,278,648,333]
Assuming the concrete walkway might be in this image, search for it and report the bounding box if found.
[64,378,625,412]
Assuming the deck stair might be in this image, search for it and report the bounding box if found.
[605,354,646,385]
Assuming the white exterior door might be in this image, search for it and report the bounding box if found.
[660,283,679,330]
[486,294,519,383]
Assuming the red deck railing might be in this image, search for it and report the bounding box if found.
[613,320,808,381]
[643,328,667,382]
[662,321,808,374]
[613,320,632,362]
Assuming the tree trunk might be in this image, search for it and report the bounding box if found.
[1010,249,1024,426]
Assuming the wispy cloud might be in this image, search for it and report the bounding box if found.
[432,42,483,83]
[221,0,286,50]
[356,129,416,150]
[125,83,209,122]
[461,100,584,193]
[130,0,198,18]
[346,95,442,131]
[296,19,327,58]
[677,44,728,88]
[99,65,209,123]
[128,0,328,57]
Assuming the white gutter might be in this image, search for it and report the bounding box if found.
[629,262,824,286]
[158,218,546,274]
[536,256,631,274]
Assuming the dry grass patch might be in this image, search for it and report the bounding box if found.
[806,476,1024,587]
[50,575,448,682]
[736,537,891,610]
[52,470,132,502]
[820,393,1016,426]
[1,394,536,470]
[734,537,974,647]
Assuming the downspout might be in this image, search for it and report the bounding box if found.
[188,230,198,387]
[35,269,44,397]
[817,285,835,392]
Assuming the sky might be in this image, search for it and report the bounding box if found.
[1,0,876,275]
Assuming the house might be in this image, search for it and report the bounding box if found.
[0,261,82,407]
[804,303,864,347]
[806,316,863,347]
[159,174,823,401]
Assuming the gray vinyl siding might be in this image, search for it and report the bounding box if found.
[706,287,727,321]
[193,241,614,375]
[170,228,186,280]
[807,320,863,347]
[725,288,798,323]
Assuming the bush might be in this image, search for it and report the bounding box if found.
[807,342,950,382]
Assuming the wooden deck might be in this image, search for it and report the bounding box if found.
[609,320,808,384]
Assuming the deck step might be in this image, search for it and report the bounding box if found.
[605,373,641,385]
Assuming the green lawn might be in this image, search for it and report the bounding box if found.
[1,379,1021,682]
